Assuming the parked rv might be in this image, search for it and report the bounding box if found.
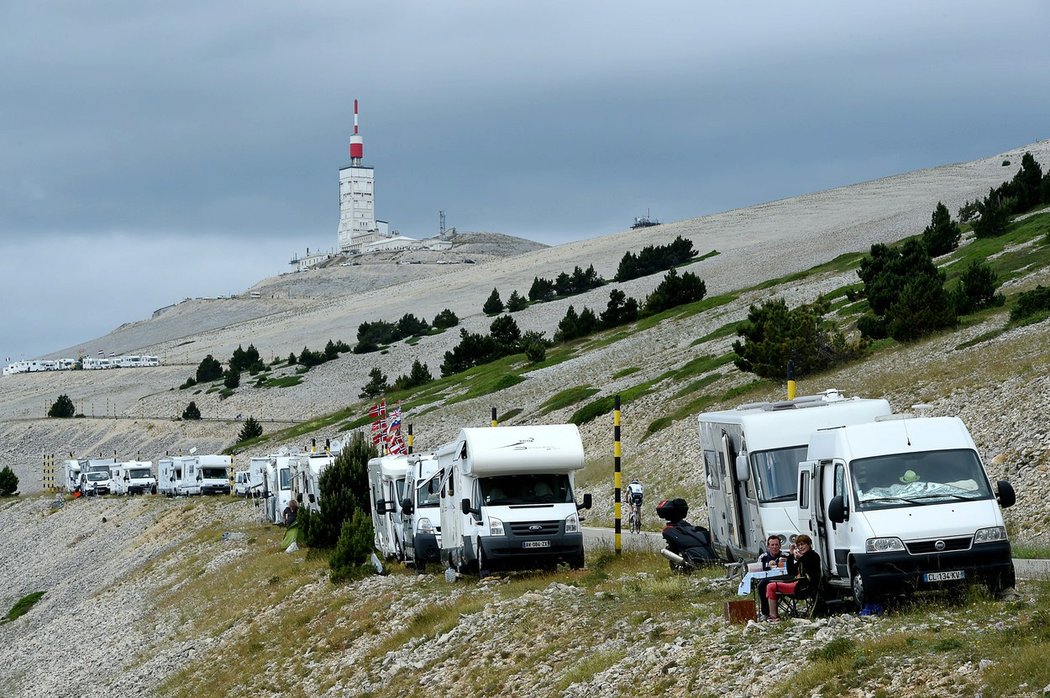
[111,461,156,495]
[798,414,1016,608]
[81,458,116,495]
[197,455,232,495]
[60,460,82,493]
[264,455,298,525]
[367,455,410,560]
[697,390,891,562]
[157,456,200,495]
[295,446,338,512]
[436,424,592,576]
[400,452,442,571]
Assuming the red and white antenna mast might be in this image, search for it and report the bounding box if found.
[349,99,364,166]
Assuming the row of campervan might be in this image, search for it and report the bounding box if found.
[367,424,593,575]
[60,458,159,496]
[697,389,1017,606]
[3,355,159,376]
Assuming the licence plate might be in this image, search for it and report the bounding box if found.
[523,540,551,549]
[924,570,965,582]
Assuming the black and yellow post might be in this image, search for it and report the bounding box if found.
[614,394,622,555]
[491,407,498,427]
[42,454,55,493]
[407,424,414,454]
[787,359,797,400]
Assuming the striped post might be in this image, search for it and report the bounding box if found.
[614,394,622,555]
[787,359,797,400]
[407,424,414,454]
[491,407,498,427]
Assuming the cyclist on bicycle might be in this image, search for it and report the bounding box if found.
[626,478,644,512]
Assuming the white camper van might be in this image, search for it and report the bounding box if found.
[157,456,200,495]
[400,452,442,570]
[60,460,82,493]
[197,455,232,495]
[437,424,592,576]
[367,455,410,560]
[798,414,1016,608]
[264,455,298,525]
[296,449,337,513]
[111,461,156,495]
[81,458,116,495]
[698,390,891,562]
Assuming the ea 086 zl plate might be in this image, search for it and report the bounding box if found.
[924,570,965,582]
[523,540,551,549]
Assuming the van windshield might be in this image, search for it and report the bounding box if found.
[129,469,151,479]
[201,467,227,479]
[751,446,807,503]
[416,480,440,507]
[480,474,572,505]
[852,449,993,511]
[86,472,108,482]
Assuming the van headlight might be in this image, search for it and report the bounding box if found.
[417,517,434,534]
[565,512,580,534]
[488,516,505,536]
[974,526,1008,543]
[865,537,905,553]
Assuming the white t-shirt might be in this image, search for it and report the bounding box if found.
[626,482,644,498]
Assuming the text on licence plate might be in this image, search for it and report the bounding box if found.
[924,570,965,582]
[523,540,551,549]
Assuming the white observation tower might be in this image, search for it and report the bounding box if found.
[336,99,377,252]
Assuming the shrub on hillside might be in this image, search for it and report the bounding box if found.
[952,260,1004,315]
[195,355,223,383]
[0,466,19,496]
[600,288,639,328]
[732,297,857,379]
[921,202,962,257]
[441,329,499,376]
[179,377,197,390]
[1010,285,1050,321]
[223,369,241,390]
[483,288,504,315]
[182,401,201,420]
[857,239,955,340]
[302,432,374,549]
[229,344,263,374]
[643,269,707,314]
[330,510,376,582]
[393,359,434,391]
[507,290,527,312]
[614,235,697,282]
[885,274,957,341]
[359,367,390,398]
[47,394,75,418]
[432,308,459,329]
[237,416,263,442]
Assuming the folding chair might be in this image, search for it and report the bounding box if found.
[776,573,824,620]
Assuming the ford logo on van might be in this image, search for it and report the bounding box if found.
[934,540,946,551]
[529,525,542,531]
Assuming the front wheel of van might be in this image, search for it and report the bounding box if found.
[478,548,491,578]
[851,569,869,610]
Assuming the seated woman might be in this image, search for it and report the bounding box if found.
[765,534,820,622]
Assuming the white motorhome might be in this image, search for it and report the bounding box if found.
[698,389,892,562]
[81,458,116,495]
[264,455,298,525]
[367,455,410,560]
[399,452,442,570]
[157,455,206,496]
[60,459,82,493]
[295,446,338,513]
[437,424,592,576]
[197,455,232,495]
[798,414,1016,608]
[110,461,156,495]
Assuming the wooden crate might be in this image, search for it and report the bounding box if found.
[723,599,756,624]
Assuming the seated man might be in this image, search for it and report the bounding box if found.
[765,534,821,622]
[756,535,789,618]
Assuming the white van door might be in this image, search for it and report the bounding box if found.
[797,461,818,541]
[824,460,852,581]
[721,433,745,550]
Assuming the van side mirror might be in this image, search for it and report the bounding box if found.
[828,494,847,524]
[308,493,316,504]
[401,498,414,515]
[124,475,130,482]
[735,454,750,482]
[375,499,387,515]
[461,498,475,516]
[581,493,592,510]
[296,493,303,503]
[996,480,1016,509]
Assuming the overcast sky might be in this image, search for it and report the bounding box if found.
[3,1,1048,361]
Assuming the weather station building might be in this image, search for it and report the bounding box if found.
[337,99,391,254]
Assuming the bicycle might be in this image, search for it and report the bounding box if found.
[626,498,642,533]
